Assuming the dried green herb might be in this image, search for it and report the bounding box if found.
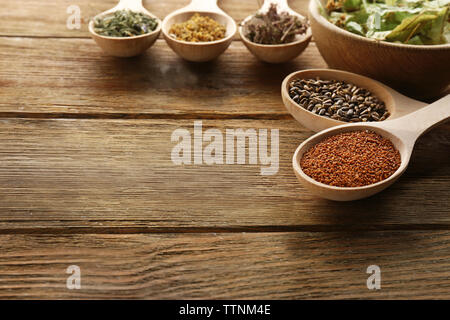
[94,10,158,37]
[243,4,309,44]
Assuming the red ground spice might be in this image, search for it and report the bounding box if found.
[300,130,401,187]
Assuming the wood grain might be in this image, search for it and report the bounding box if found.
[1,231,449,299]
[0,0,310,38]
[0,0,449,300]
[0,38,326,118]
[0,118,448,232]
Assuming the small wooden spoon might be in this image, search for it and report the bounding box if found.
[239,0,312,63]
[282,69,427,132]
[89,0,161,57]
[162,0,237,62]
[292,94,450,201]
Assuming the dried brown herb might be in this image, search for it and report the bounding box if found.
[243,3,309,44]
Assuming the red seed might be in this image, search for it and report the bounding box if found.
[300,130,401,187]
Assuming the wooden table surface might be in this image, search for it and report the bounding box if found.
[0,0,449,299]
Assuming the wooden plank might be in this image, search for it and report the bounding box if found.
[0,118,448,231]
[0,0,310,38]
[1,231,449,299]
[0,38,326,117]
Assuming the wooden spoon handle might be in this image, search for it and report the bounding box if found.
[383,94,450,143]
[261,0,290,12]
[115,0,144,11]
[185,0,220,12]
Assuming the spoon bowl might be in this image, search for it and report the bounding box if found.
[239,0,312,63]
[282,69,427,132]
[162,0,237,62]
[292,95,450,201]
[89,0,161,57]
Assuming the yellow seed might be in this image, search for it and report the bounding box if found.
[169,13,226,42]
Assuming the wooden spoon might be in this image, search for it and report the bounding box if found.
[162,0,237,62]
[239,0,312,63]
[282,69,427,132]
[292,94,450,201]
[89,0,161,57]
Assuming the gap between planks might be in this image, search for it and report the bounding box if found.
[0,112,293,121]
[1,224,450,235]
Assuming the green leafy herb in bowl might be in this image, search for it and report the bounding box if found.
[323,0,450,45]
[94,10,158,37]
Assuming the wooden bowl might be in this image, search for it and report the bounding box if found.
[308,0,450,99]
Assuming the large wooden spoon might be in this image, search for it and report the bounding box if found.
[292,94,450,201]
[282,69,427,132]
